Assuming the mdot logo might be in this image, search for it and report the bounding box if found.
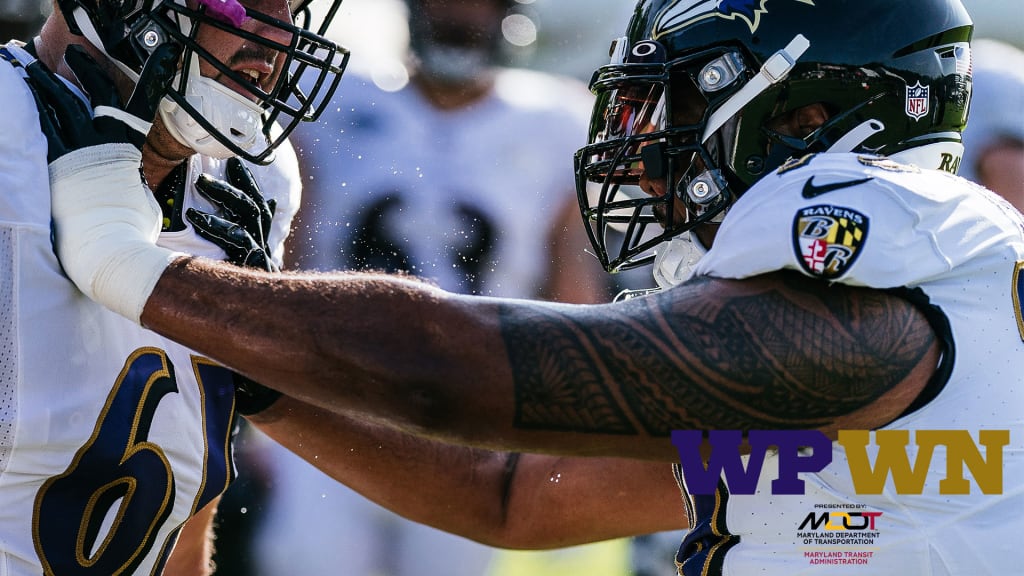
[671,429,1010,495]
[797,504,881,565]
[799,510,881,531]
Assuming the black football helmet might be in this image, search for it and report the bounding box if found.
[55,0,350,164]
[575,0,973,272]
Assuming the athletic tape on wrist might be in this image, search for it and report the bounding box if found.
[49,143,185,323]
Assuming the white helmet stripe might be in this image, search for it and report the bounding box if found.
[827,119,886,153]
[71,7,141,83]
[702,34,810,143]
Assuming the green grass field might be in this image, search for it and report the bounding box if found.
[487,538,632,576]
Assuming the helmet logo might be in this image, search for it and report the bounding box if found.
[653,0,816,38]
[633,42,660,58]
[626,40,668,63]
[905,81,930,121]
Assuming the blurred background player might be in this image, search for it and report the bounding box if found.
[0,0,347,573]
[239,1,614,575]
[0,0,48,42]
[287,0,607,301]
[959,37,1024,210]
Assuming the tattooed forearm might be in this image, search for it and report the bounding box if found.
[500,271,936,436]
[502,305,637,434]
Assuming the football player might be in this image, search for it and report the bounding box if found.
[42,0,1023,573]
[958,38,1024,211]
[262,0,612,574]
[0,0,346,573]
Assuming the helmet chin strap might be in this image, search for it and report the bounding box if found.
[157,51,265,159]
[70,7,141,83]
[702,34,810,144]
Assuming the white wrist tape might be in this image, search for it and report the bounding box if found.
[49,143,186,323]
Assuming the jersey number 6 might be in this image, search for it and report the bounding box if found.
[32,348,235,575]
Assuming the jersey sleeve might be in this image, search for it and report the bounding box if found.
[0,46,60,229]
[692,154,982,290]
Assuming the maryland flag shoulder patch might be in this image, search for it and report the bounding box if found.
[792,204,869,279]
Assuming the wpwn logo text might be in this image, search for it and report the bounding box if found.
[671,429,1010,495]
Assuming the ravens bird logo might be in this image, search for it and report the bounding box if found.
[653,0,816,38]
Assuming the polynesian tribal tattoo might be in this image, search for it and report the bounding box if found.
[500,271,936,436]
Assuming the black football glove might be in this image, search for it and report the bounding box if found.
[30,42,184,323]
[187,157,279,273]
[188,157,282,415]
[27,43,180,161]
[229,371,283,416]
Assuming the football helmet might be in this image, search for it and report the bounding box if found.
[403,0,515,82]
[575,0,973,272]
[55,0,350,163]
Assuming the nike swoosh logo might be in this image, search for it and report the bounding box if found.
[801,176,874,198]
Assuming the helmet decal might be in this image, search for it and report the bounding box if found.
[627,40,668,64]
[654,0,816,38]
[905,82,930,121]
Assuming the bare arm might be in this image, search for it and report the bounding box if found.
[249,396,685,549]
[143,260,938,460]
[164,497,218,575]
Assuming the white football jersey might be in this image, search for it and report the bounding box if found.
[0,43,298,575]
[665,153,1023,575]
[290,68,592,297]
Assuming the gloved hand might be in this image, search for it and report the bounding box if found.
[34,42,185,323]
[188,157,280,273]
[27,43,179,159]
[230,370,283,416]
[187,157,283,414]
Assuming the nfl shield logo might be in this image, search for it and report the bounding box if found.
[906,81,930,120]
